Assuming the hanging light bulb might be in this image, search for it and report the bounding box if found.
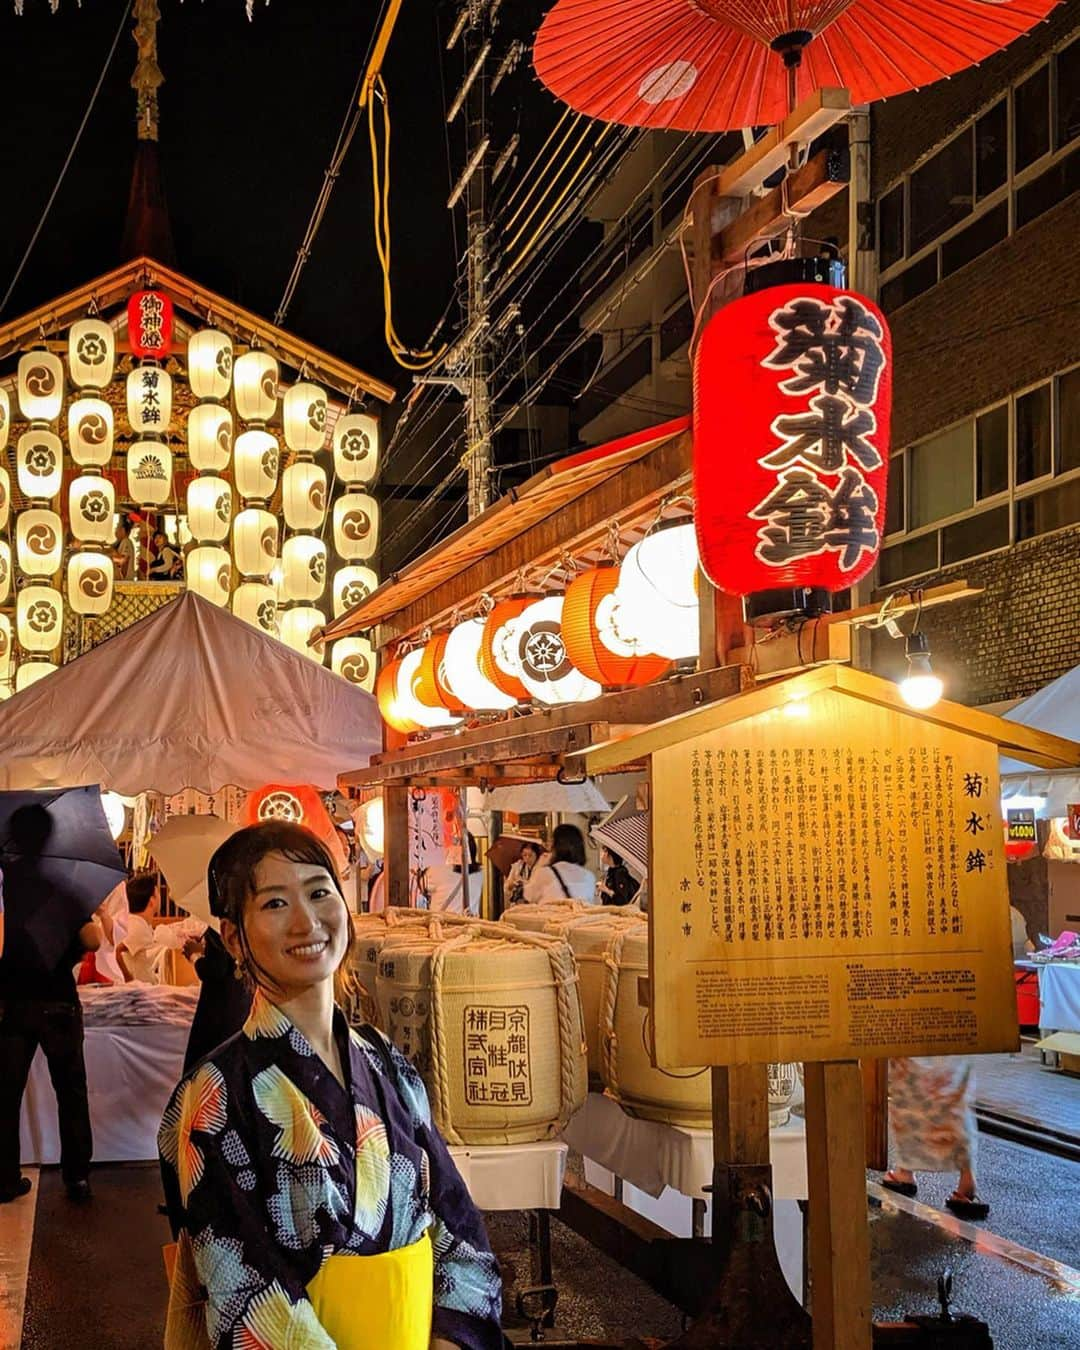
[283,381,328,453]
[281,535,328,603]
[187,403,233,472]
[332,491,379,561]
[68,398,114,466]
[232,581,279,636]
[17,351,63,422]
[16,662,58,692]
[69,475,116,544]
[233,508,278,578]
[68,318,116,389]
[331,636,376,690]
[186,476,233,544]
[67,552,115,617]
[186,546,232,607]
[17,586,64,653]
[333,412,379,484]
[233,350,279,422]
[187,329,233,400]
[126,440,174,507]
[16,431,63,500]
[442,617,516,712]
[332,564,379,619]
[0,541,11,604]
[235,428,280,501]
[16,508,63,576]
[278,606,325,662]
[126,366,173,433]
[899,632,944,710]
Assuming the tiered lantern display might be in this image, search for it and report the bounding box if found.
[14,351,65,665]
[329,412,381,676]
[65,319,118,618]
[278,380,328,660]
[125,290,174,509]
[185,328,234,607]
[231,350,280,635]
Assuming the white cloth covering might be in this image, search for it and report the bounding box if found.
[523,861,597,904]
[1038,962,1080,1033]
[447,1141,567,1210]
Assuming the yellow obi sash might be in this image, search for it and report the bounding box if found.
[305,1234,434,1350]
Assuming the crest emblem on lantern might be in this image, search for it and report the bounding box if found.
[342,509,370,540]
[256,599,277,633]
[28,598,58,632]
[216,347,232,379]
[27,443,57,477]
[341,653,370,684]
[135,454,167,482]
[25,364,57,398]
[80,567,110,599]
[26,523,58,555]
[76,332,108,367]
[80,490,110,523]
[341,427,370,461]
[216,493,231,525]
[342,580,369,608]
[258,791,304,823]
[519,621,572,683]
[79,412,109,445]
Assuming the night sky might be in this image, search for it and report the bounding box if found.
[0,0,469,394]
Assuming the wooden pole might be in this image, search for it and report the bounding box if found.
[804,1062,873,1349]
[384,785,411,907]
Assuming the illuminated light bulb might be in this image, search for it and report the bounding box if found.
[233,508,278,578]
[333,492,379,561]
[332,564,379,619]
[101,791,127,841]
[0,388,8,452]
[67,552,115,617]
[16,508,63,576]
[17,430,63,501]
[278,606,326,662]
[282,460,327,531]
[513,595,601,706]
[0,542,11,604]
[186,476,233,544]
[16,661,58,692]
[332,636,376,690]
[232,581,278,636]
[17,585,64,653]
[126,440,173,507]
[281,535,328,603]
[333,412,379,483]
[126,366,172,432]
[899,633,943,710]
[186,546,232,607]
[69,475,116,544]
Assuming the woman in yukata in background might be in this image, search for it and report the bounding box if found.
[158,821,502,1350]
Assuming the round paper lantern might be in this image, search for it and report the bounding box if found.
[233,508,278,577]
[332,564,379,619]
[186,476,232,543]
[16,661,57,692]
[69,475,116,544]
[694,283,891,596]
[186,546,232,606]
[187,403,233,472]
[562,563,672,687]
[233,581,278,635]
[233,350,279,422]
[376,657,421,735]
[67,552,115,616]
[416,631,466,713]
[0,387,10,451]
[479,596,533,701]
[187,328,233,400]
[605,524,700,661]
[356,795,384,857]
[442,617,517,712]
[17,431,63,500]
[283,381,328,453]
[513,595,602,706]
[127,289,173,359]
[126,440,173,506]
[17,585,64,653]
[283,461,327,530]
[16,508,63,576]
[0,542,11,604]
[0,467,10,530]
[281,535,327,602]
[333,412,378,484]
[235,428,280,501]
[332,636,376,691]
[333,492,379,561]
[127,366,173,433]
[395,646,459,728]
[17,351,63,422]
[278,606,325,662]
[0,614,12,682]
[68,318,115,388]
[68,397,114,466]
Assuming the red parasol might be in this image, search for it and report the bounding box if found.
[534,0,1060,132]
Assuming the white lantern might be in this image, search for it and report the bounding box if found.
[17,585,64,653]
[282,461,327,530]
[126,366,173,433]
[101,791,127,841]
[68,397,114,466]
[333,413,379,484]
[17,431,63,500]
[0,542,11,604]
[68,319,115,388]
[333,492,379,561]
[233,508,278,577]
[187,329,233,400]
[442,617,516,712]
[16,508,63,576]
[67,552,115,616]
[69,475,116,544]
[186,546,232,607]
[0,387,10,451]
[232,581,278,636]
[16,661,57,692]
[187,403,233,472]
[396,646,459,728]
[278,605,325,662]
[283,381,328,453]
[606,524,700,661]
[514,595,601,706]
[0,466,10,530]
[127,440,173,506]
[331,636,376,691]
[0,614,12,682]
[332,564,379,618]
[233,350,279,422]
[356,794,384,856]
[186,476,232,543]
[234,428,279,501]
[281,535,327,602]
[17,351,63,422]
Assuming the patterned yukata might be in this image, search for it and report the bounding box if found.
[159,992,503,1349]
[889,1056,976,1173]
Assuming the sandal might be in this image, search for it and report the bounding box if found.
[945,1193,990,1221]
[881,1174,918,1198]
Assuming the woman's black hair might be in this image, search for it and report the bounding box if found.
[604,848,625,869]
[551,823,586,867]
[126,872,158,913]
[208,821,354,998]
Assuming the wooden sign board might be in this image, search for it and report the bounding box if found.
[650,686,1018,1068]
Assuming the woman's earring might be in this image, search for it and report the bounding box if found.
[233,965,245,982]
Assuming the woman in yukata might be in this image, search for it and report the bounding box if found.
[158,821,502,1350]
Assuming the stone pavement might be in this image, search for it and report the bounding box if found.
[976,1042,1080,1141]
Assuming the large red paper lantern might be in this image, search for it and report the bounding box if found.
[127,289,174,360]
[562,563,672,687]
[243,783,347,877]
[693,283,891,597]
[479,596,532,701]
[376,657,420,735]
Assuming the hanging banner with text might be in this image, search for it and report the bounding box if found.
[650,687,1017,1067]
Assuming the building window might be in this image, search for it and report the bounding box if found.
[909,132,973,254]
[1015,383,1052,484]
[975,100,1008,199]
[908,422,973,529]
[975,405,1009,499]
[1057,37,1080,149]
[1014,64,1050,174]
[878,183,904,271]
[1060,366,1080,473]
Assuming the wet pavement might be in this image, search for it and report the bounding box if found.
[976,1044,1080,1144]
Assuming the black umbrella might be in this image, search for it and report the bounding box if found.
[0,786,127,973]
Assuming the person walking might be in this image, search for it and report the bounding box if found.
[506,841,541,905]
[523,824,597,904]
[159,821,502,1349]
[597,847,640,907]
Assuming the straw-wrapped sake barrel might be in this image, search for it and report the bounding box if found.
[375,921,587,1145]
[499,899,596,933]
[600,926,711,1126]
[348,908,473,1026]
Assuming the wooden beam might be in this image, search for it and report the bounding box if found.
[731,618,851,679]
[839,579,982,626]
[715,88,851,198]
[383,786,411,908]
[713,149,849,265]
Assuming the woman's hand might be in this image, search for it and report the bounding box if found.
[182,936,205,961]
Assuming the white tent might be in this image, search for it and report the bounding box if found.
[1001,664,1080,815]
[0,592,381,794]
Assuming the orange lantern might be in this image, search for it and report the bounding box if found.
[376,657,420,735]
[479,596,532,701]
[416,634,466,714]
[242,783,347,877]
[562,562,672,688]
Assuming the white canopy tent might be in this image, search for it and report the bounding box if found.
[1001,664,1080,816]
[0,592,381,794]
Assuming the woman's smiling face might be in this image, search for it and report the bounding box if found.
[231,850,349,997]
